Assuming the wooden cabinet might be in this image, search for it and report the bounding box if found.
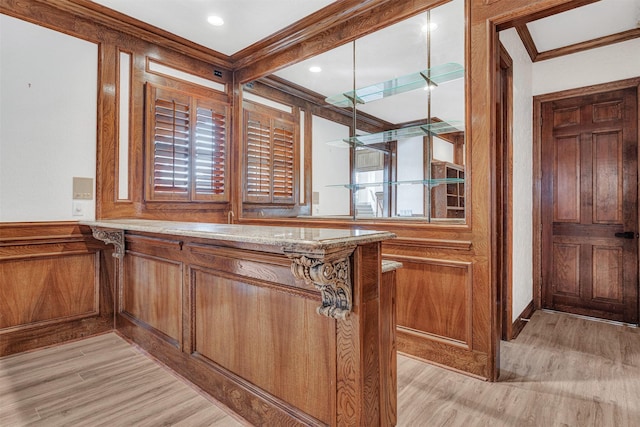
[431,161,465,219]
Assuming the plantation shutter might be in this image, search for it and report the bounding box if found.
[193,99,228,201]
[145,83,229,203]
[272,120,295,202]
[148,86,191,201]
[244,111,272,202]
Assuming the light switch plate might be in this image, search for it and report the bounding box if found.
[72,201,84,216]
[73,177,93,200]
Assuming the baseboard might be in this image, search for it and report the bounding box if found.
[511,301,535,339]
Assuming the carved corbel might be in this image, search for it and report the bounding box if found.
[286,246,356,320]
[91,227,125,259]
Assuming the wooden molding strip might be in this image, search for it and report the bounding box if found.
[536,28,640,62]
[385,237,473,251]
[397,325,469,350]
[0,249,99,261]
[495,0,598,31]
[0,310,99,335]
[515,24,538,62]
[511,301,535,340]
[0,236,87,247]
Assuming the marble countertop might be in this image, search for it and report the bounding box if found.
[82,219,396,251]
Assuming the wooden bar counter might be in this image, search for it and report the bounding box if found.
[83,219,397,426]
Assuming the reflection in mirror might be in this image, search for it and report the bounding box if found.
[242,0,465,222]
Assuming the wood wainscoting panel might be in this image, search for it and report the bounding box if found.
[0,222,113,356]
[0,253,98,330]
[123,253,182,345]
[389,255,472,347]
[191,266,335,424]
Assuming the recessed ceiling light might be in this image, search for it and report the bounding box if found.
[309,66,322,73]
[422,22,438,32]
[207,15,224,26]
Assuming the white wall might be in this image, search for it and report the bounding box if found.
[0,15,98,222]
[533,38,640,95]
[311,115,351,215]
[500,28,534,323]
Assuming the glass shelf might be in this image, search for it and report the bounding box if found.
[327,177,464,190]
[325,63,464,107]
[327,120,464,148]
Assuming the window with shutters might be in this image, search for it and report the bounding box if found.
[243,107,297,204]
[145,83,229,203]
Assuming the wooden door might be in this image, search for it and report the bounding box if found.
[541,87,638,324]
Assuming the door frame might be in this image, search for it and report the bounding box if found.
[532,77,640,317]
[497,43,514,341]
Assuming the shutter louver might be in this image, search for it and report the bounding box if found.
[152,96,190,200]
[145,83,229,203]
[245,113,272,202]
[242,103,297,205]
[272,123,295,202]
[194,102,227,200]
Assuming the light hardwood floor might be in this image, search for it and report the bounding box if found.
[0,333,248,426]
[1,310,639,426]
[398,310,640,426]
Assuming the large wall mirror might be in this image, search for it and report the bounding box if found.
[242,0,465,222]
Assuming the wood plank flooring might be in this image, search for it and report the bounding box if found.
[398,310,640,426]
[0,333,247,426]
[1,310,639,426]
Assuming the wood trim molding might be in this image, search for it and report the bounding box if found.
[511,300,535,340]
[494,0,598,31]
[515,24,538,62]
[384,237,473,251]
[498,42,514,343]
[536,28,640,62]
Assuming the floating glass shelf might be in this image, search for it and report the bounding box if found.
[327,120,464,149]
[327,178,464,190]
[325,63,464,107]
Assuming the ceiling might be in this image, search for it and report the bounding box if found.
[90,0,640,63]
[91,0,337,56]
